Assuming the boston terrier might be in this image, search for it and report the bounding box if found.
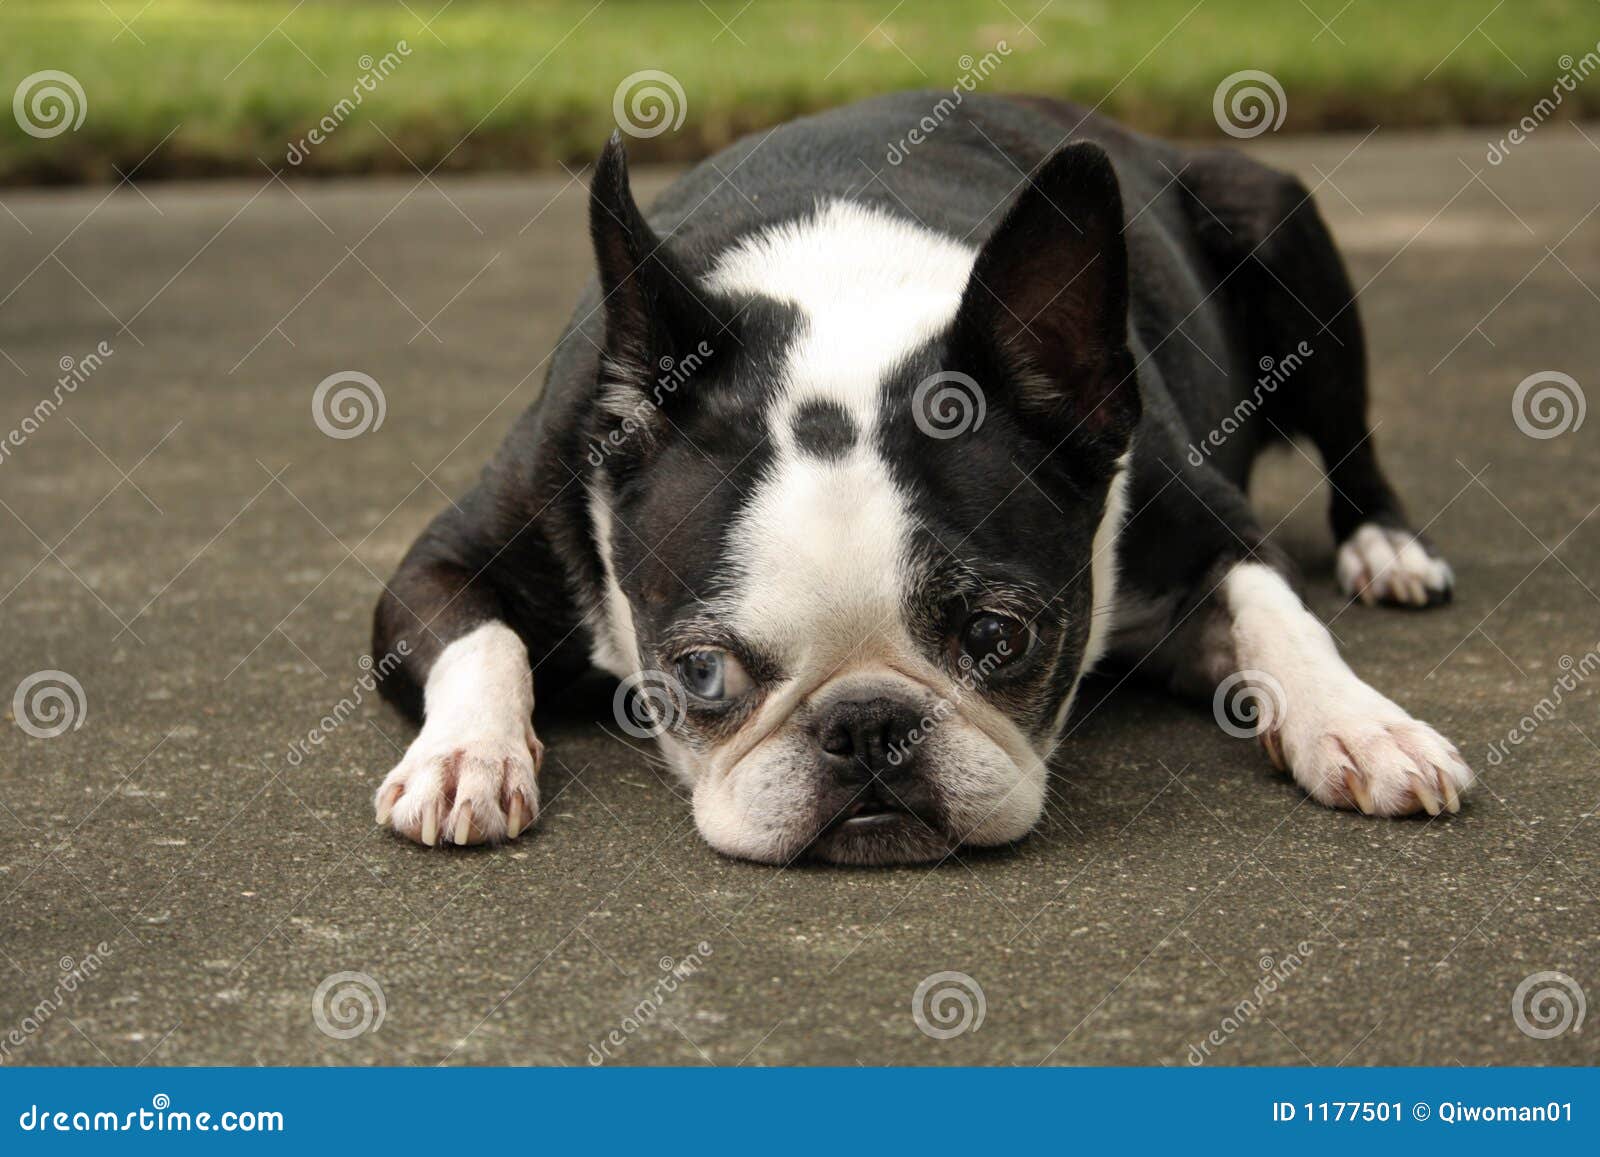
[370,91,1470,865]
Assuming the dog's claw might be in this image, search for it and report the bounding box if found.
[1261,727,1286,771]
[1413,777,1442,816]
[1336,524,1454,609]
[376,734,541,848]
[1344,767,1375,815]
[1438,771,1461,814]
[375,783,401,826]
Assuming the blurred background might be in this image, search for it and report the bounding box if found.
[3,0,1598,185]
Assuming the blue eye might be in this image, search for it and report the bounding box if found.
[674,649,754,701]
[677,651,724,698]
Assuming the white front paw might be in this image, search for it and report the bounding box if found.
[375,724,542,846]
[1262,684,1472,816]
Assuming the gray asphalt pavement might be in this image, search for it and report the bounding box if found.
[0,126,1597,1066]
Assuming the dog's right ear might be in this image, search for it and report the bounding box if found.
[590,134,722,411]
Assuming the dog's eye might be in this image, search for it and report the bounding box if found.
[674,649,753,701]
[959,613,1031,667]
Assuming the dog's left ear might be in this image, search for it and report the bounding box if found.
[590,132,724,403]
[954,142,1138,445]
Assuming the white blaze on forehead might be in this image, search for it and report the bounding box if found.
[727,450,915,658]
[706,200,979,664]
[706,199,978,427]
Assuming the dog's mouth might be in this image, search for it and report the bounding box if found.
[837,806,906,832]
[807,793,953,866]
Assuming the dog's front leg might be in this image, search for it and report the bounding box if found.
[374,621,541,846]
[1215,561,1472,814]
[368,493,588,847]
[1132,555,1473,816]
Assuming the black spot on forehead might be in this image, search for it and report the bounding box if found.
[790,399,856,460]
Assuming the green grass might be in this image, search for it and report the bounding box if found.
[2,0,1597,184]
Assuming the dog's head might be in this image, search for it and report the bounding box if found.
[583,135,1138,865]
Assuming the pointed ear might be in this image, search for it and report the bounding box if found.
[953,142,1138,444]
[589,133,722,403]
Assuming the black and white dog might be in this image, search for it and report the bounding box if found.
[371,92,1469,865]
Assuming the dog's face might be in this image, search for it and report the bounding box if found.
[584,137,1139,865]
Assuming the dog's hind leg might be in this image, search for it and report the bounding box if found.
[1181,149,1454,608]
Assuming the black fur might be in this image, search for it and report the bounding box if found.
[791,399,857,460]
[373,90,1418,727]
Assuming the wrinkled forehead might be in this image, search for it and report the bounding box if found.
[721,424,917,664]
[703,202,980,663]
[608,387,931,673]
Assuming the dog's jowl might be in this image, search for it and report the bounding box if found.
[370,92,1470,864]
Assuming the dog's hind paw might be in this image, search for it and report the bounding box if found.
[1336,523,1454,608]
[375,724,542,847]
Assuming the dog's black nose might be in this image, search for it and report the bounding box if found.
[814,696,922,779]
